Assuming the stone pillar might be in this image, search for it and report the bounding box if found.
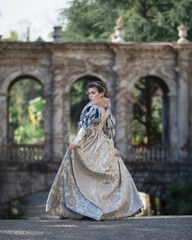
[176,48,190,159]
[162,91,169,145]
[51,66,64,161]
[178,72,189,158]
[126,91,135,161]
[63,92,71,152]
[168,94,179,161]
[0,93,8,146]
[189,71,192,157]
[43,93,52,161]
[115,83,128,160]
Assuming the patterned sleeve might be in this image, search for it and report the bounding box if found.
[78,104,102,132]
[103,108,116,139]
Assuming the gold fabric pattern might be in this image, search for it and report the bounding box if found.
[46,99,144,220]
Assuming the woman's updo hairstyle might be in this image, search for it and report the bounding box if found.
[88,81,109,98]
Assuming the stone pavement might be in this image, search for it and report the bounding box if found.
[0,216,192,240]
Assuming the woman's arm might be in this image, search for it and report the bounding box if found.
[69,104,101,151]
[69,128,86,151]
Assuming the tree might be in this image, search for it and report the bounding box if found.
[70,77,98,141]
[59,0,192,42]
[9,79,45,144]
[132,77,163,145]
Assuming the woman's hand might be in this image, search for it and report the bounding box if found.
[69,143,77,151]
[115,150,120,157]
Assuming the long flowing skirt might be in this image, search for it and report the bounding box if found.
[46,130,144,220]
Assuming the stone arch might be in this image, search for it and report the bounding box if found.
[7,75,45,143]
[0,73,52,161]
[63,73,105,149]
[8,74,44,92]
[64,72,109,94]
[1,72,46,94]
[123,69,178,159]
[131,75,169,146]
[126,68,176,96]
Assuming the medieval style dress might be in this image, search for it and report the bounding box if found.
[46,98,144,220]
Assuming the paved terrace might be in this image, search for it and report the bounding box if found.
[0,216,192,240]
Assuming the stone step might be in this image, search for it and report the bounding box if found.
[20,191,57,220]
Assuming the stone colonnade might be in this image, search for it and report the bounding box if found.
[0,42,192,162]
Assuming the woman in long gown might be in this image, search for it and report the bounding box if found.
[46,81,144,221]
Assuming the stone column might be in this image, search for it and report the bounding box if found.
[63,92,71,152]
[43,93,52,161]
[168,94,179,161]
[0,93,8,146]
[178,71,189,158]
[126,91,135,161]
[189,70,192,157]
[51,66,64,161]
[176,48,190,159]
[115,83,128,160]
[162,91,169,145]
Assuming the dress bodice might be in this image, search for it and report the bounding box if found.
[78,103,116,139]
[97,107,110,130]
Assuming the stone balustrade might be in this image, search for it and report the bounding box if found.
[0,144,170,162]
[0,144,44,162]
[132,144,169,162]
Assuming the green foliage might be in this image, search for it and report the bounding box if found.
[59,0,192,42]
[28,97,45,128]
[164,180,192,215]
[9,199,27,219]
[9,79,45,144]
[132,77,163,145]
[9,106,19,129]
[15,123,44,144]
[70,76,98,141]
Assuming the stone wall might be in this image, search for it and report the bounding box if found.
[1,159,192,217]
[0,42,192,161]
[0,41,192,215]
[126,161,192,200]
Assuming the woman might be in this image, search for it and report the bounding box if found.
[46,81,144,220]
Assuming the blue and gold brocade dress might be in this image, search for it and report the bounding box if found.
[46,98,144,220]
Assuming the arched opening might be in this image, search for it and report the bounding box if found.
[69,75,103,142]
[9,191,54,220]
[132,76,169,160]
[7,76,45,161]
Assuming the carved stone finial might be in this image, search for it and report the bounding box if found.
[53,26,63,43]
[177,23,189,44]
[116,16,124,28]
[111,17,125,43]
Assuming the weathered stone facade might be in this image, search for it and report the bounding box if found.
[0,41,192,215]
[1,160,192,218]
[0,41,192,160]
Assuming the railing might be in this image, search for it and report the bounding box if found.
[0,144,44,161]
[0,143,169,162]
[132,144,169,162]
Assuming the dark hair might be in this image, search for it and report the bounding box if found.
[88,81,109,98]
